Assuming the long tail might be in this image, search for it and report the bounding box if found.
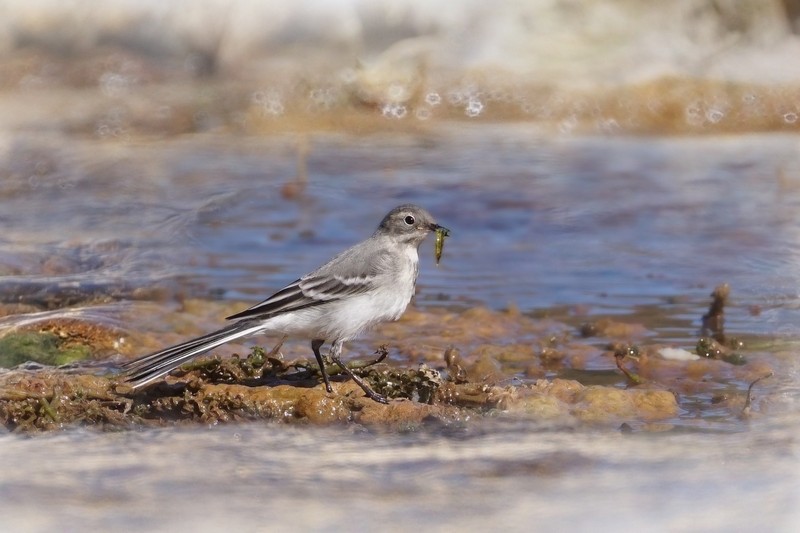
[122,321,265,389]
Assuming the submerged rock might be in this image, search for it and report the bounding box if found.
[0,303,775,433]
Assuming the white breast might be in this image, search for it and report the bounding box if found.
[259,244,420,343]
[325,244,418,340]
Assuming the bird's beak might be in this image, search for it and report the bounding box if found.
[429,223,450,234]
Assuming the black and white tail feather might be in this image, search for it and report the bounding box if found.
[122,320,264,388]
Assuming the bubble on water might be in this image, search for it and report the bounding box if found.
[706,108,724,123]
[464,98,484,118]
[57,177,76,190]
[646,97,662,113]
[425,92,442,106]
[338,68,357,84]
[252,89,284,117]
[266,100,285,116]
[742,93,757,104]
[598,118,619,132]
[415,107,432,120]
[684,102,704,126]
[309,87,339,110]
[520,101,537,115]
[34,160,52,176]
[387,83,409,102]
[558,115,577,133]
[783,112,798,124]
[381,102,407,119]
[99,71,136,97]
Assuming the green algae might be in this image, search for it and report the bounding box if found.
[0,331,91,367]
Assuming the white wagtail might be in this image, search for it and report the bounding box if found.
[123,204,448,404]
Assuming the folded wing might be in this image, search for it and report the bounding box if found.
[225,272,379,320]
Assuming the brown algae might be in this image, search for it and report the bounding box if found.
[0,294,777,433]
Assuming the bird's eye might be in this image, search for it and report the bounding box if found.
[404,215,415,225]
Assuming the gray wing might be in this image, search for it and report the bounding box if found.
[226,245,388,321]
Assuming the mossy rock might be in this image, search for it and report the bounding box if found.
[0,332,91,367]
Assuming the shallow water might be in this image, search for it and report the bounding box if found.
[5,128,800,323]
[2,416,799,532]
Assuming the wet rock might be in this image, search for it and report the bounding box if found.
[434,382,513,408]
[506,393,571,420]
[31,318,127,353]
[355,396,459,428]
[0,303,777,433]
[471,343,537,364]
[579,318,648,339]
[509,379,679,424]
[294,388,353,424]
[443,345,468,383]
[532,378,585,403]
[365,363,443,404]
[696,337,746,365]
[0,332,90,367]
[701,283,729,341]
[630,389,680,421]
[0,372,127,432]
[572,386,678,423]
[0,316,129,368]
[466,353,505,384]
[376,305,570,365]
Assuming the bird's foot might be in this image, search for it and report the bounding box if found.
[330,355,389,404]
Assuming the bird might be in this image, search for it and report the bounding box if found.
[122,204,448,404]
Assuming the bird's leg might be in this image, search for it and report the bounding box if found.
[311,339,332,393]
[329,340,389,404]
[266,336,287,359]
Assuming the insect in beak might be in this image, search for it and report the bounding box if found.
[433,226,450,265]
